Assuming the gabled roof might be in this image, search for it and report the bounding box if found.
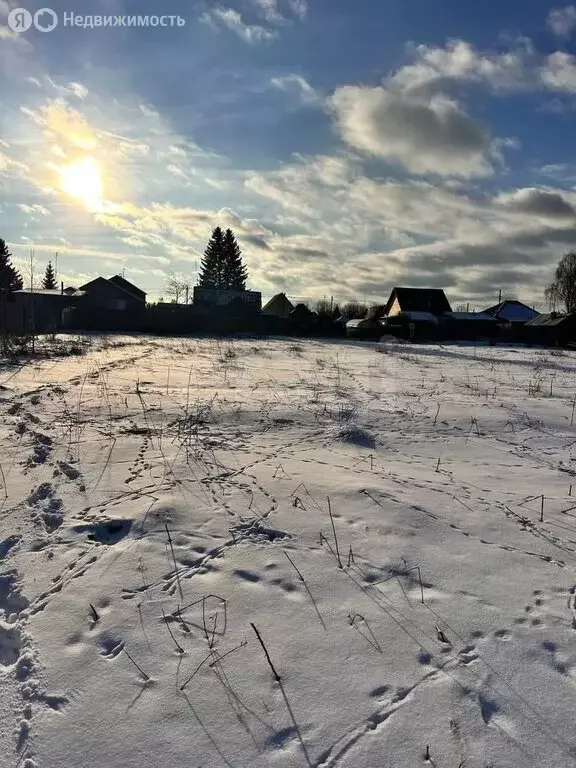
[483,300,538,322]
[108,275,147,300]
[262,293,295,317]
[79,276,143,300]
[291,303,315,321]
[384,287,452,316]
[525,312,575,327]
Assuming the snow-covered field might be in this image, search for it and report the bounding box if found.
[1,335,576,768]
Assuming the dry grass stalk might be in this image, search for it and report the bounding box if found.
[327,496,343,569]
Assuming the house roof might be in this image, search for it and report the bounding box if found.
[525,312,575,327]
[445,311,495,321]
[108,275,147,300]
[262,293,295,316]
[483,300,538,322]
[79,276,144,300]
[14,288,85,297]
[384,287,452,316]
[291,303,315,320]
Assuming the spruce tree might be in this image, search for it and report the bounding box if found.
[221,229,248,290]
[42,261,57,290]
[0,239,23,292]
[198,227,225,289]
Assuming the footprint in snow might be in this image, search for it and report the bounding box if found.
[234,569,261,584]
[99,634,125,659]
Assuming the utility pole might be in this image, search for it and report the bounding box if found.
[54,252,58,280]
[498,289,502,304]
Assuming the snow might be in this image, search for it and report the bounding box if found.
[1,335,576,768]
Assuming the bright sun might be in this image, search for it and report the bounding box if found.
[59,157,103,212]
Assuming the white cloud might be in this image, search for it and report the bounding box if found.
[547,5,576,37]
[201,8,278,43]
[493,187,576,218]
[541,51,576,91]
[391,39,533,95]
[18,203,51,216]
[252,0,284,24]
[270,74,320,105]
[388,37,576,96]
[0,25,17,39]
[288,0,307,19]
[243,149,576,303]
[329,85,494,177]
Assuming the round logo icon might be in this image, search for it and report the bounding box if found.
[34,8,58,32]
[7,8,33,33]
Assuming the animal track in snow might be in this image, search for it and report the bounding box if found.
[73,518,132,545]
[25,432,53,467]
[0,571,30,615]
[234,569,261,584]
[57,461,81,481]
[0,535,21,561]
[27,483,64,533]
[0,624,22,667]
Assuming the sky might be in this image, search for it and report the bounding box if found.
[1,1,576,307]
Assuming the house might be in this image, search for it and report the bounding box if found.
[483,299,538,325]
[262,293,294,318]
[439,311,499,341]
[193,287,262,310]
[60,275,147,331]
[287,303,316,335]
[523,312,576,347]
[384,287,452,317]
[79,276,147,311]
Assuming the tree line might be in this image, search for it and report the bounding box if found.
[4,231,576,315]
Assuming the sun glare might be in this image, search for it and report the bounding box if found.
[59,157,103,212]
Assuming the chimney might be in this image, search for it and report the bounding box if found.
[61,281,64,295]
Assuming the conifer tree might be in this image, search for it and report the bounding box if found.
[197,227,225,288]
[42,260,57,290]
[0,239,23,292]
[222,229,248,290]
